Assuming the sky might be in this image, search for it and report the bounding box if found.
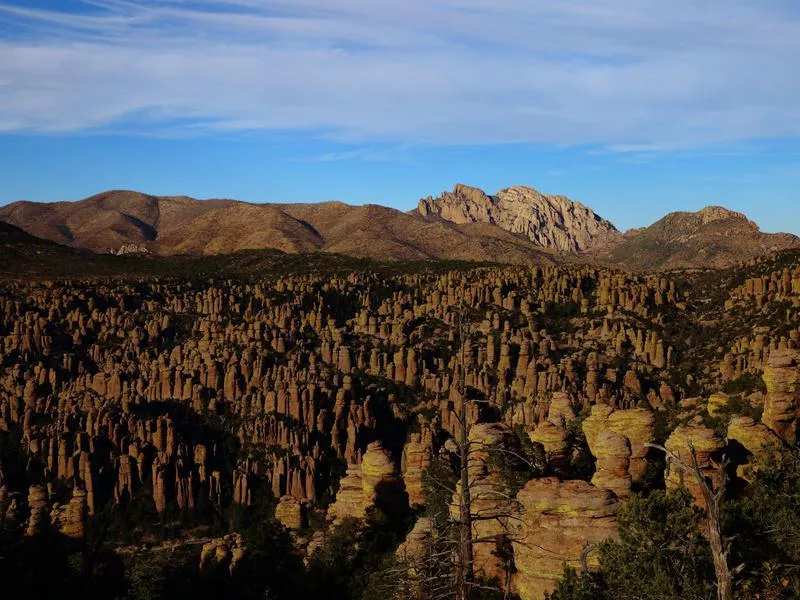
[0,1,798,233]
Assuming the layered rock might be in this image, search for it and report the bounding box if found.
[583,405,655,496]
[512,478,619,600]
[727,416,781,482]
[328,441,406,524]
[61,488,88,539]
[762,349,800,442]
[200,533,247,575]
[401,424,433,507]
[450,422,516,581]
[664,424,725,505]
[25,484,49,536]
[395,516,435,597]
[275,495,306,530]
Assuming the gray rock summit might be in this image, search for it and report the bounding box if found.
[418,183,619,253]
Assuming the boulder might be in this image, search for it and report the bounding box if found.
[512,477,619,600]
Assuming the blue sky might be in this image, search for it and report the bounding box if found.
[0,0,798,233]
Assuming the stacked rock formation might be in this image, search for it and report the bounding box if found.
[512,477,619,600]
[664,424,725,506]
[449,422,517,581]
[582,404,655,497]
[328,441,406,524]
[401,421,434,507]
[762,348,800,442]
[200,533,247,575]
[276,495,307,530]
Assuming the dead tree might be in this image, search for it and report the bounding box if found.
[455,313,475,600]
[646,442,744,600]
[436,312,531,599]
[386,304,536,600]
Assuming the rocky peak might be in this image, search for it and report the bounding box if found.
[418,183,618,253]
[697,205,750,225]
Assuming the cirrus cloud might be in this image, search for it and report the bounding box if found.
[0,0,798,149]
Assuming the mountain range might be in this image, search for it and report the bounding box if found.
[1,184,797,272]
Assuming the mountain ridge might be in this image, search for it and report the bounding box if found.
[1,186,797,271]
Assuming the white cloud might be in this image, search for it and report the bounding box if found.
[0,0,798,148]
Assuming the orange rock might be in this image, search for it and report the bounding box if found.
[512,477,619,600]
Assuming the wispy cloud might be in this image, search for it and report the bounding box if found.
[0,0,798,149]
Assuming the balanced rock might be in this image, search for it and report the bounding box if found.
[582,404,655,495]
[328,441,406,524]
[727,416,781,481]
[512,477,619,600]
[664,424,725,506]
[762,349,800,442]
[276,495,306,530]
[25,484,49,536]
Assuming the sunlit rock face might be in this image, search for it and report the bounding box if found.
[511,477,619,600]
[762,348,800,442]
[418,184,619,253]
[583,404,655,497]
[664,423,725,506]
[328,441,406,525]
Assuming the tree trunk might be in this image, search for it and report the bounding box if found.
[697,469,733,600]
[456,319,474,600]
[647,443,735,600]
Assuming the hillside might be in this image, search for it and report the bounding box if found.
[588,205,800,271]
[0,191,556,265]
[2,189,798,272]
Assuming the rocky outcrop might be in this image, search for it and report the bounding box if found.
[583,405,655,497]
[727,416,781,481]
[110,243,150,255]
[200,533,247,575]
[451,422,516,581]
[328,441,406,524]
[762,349,800,442]
[512,477,619,600]
[276,495,306,530]
[664,424,725,505]
[61,488,88,539]
[528,391,576,473]
[418,184,618,253]
[25,484,49,536]
[395,516,435,596]
[401,423,433,507]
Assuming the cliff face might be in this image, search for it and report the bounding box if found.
[418,184,619,253]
